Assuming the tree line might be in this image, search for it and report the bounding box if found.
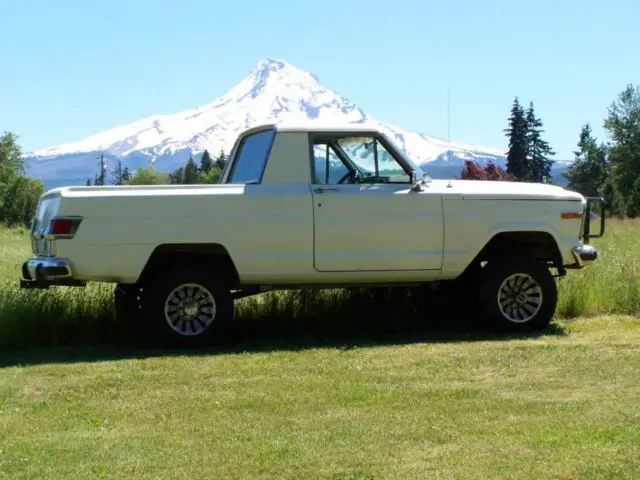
[87,149,228,187]
[459,98,554,183]
[0,132,45,227]
[565,84,640,217]
[460,83,640,217]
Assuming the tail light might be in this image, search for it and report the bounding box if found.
[44,216,83,239]
[561,212,582,219]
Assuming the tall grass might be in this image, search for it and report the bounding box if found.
[556,218,640,317]
[0,219,637,348]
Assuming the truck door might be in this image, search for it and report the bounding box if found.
[310,134,444,272]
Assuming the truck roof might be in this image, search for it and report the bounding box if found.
[243,122,387,135]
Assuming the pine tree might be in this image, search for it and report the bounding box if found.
[524,103,555,183]
[94,153,107,186]
[111,159,126,185]
[200,149,213,174]
[604,83,640,217]
[86,179,92,186]
[183,155,199,184]
[565,124,609,197]
[504,98,528,180]
[122,166,131,184]
[215,149,227,170]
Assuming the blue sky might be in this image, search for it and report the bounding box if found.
[1,0,638,159]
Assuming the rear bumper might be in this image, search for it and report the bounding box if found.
[571,244,598,268]
[20,257,86,289]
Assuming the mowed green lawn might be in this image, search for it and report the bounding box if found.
[1,316,639,479]
[0,221,639,478]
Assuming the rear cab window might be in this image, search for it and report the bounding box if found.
[226,129,276,184]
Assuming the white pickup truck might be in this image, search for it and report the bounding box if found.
[20,124,605,346]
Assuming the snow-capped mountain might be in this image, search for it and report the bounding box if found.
[25,58,568,189]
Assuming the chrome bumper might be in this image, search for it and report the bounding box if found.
[571,244,598,268]
[20,257,85,289]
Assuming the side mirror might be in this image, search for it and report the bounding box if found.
[411,171,432,191]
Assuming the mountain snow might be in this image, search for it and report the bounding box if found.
[25,58,567,189]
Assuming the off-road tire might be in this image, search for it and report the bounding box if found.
[140,266,235,348]
[478,255,557,332]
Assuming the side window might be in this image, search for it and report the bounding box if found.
[227,129,275,184]
[312,143,350,184]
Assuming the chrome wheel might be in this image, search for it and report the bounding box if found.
[497,273,543,323]
[164,283,217,336]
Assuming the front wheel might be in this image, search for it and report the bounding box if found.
[140,266,235,347]
[478,256,557,332]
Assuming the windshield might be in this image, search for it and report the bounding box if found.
[334,136,413,183]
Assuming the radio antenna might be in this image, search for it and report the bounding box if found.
[447,85,453,188]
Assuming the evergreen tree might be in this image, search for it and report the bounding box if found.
[200,149,213,174]
[86,179,92,186]
[94,154,107,186]
[603,83,640,217]
[122,166,131,183]
[565,124,609,197]
[504,98,528,180]
[524,102,555,182]
[215,149,227,170]
[183,155,199,184]
[111,159,127,185]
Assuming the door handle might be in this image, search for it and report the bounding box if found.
[313,187,339,194]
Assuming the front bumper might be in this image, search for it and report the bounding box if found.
[20,257,86,289]
[571,244,598,268]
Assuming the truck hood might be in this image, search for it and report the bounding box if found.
[433,180,584,202]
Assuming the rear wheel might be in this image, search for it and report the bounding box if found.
[478,256,557,332]
[114,284,142,323]
[140,266,235,347]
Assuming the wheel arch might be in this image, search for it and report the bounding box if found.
[462,230,563,276]
[135,243,240,288]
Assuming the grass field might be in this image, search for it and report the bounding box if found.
[1,316,639,479]
[0,221,639,478]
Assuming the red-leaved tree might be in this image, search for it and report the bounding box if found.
[459,161,517,181]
